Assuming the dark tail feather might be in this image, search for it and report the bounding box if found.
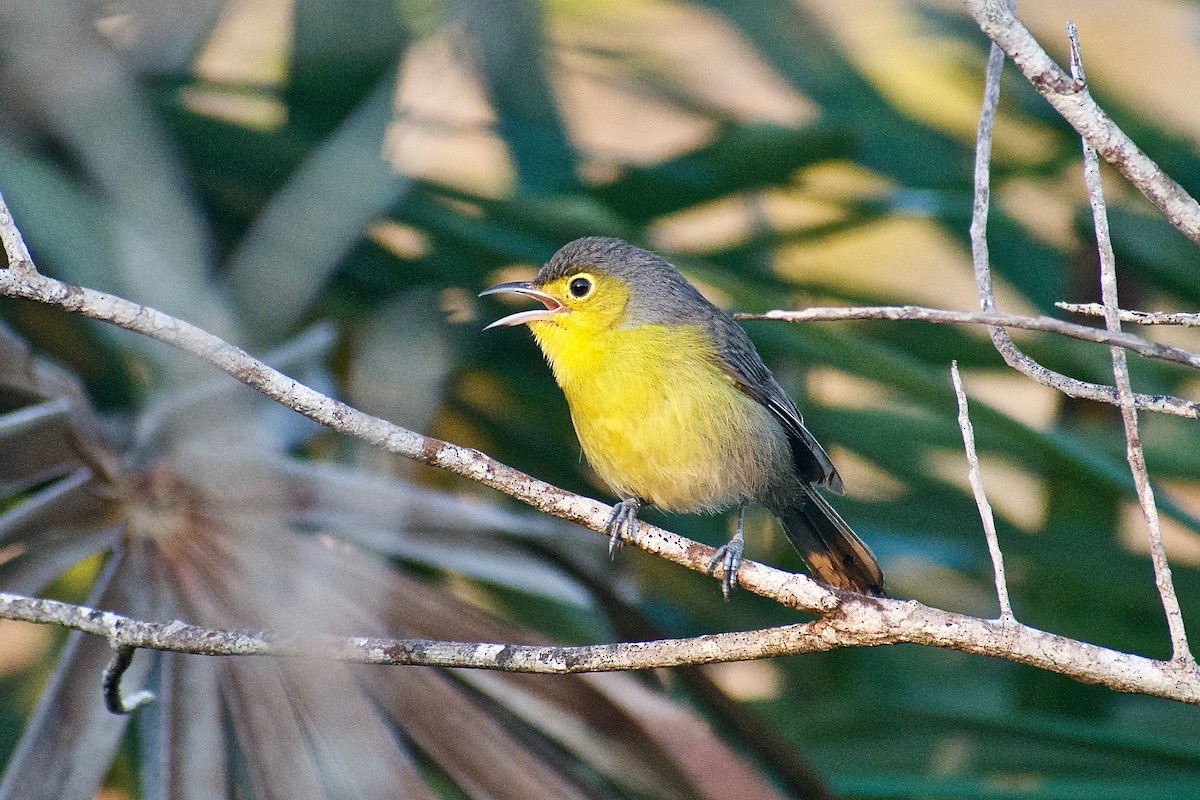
[772,488,885,596]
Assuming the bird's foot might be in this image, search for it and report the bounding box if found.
[707,530,745,600]
[605,497,641,557]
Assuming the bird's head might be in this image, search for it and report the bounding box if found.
[481,237,707,334]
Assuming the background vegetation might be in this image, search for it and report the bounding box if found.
[2,0,1200,797]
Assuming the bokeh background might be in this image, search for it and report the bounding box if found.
[3,0,1200,797]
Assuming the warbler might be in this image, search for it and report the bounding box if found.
[482,237,884,596]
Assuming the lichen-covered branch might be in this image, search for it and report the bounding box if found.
[3,589,1200,703]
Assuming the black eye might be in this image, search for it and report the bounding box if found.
[569,276,592,298]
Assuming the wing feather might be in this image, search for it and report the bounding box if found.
[708,320,844,494]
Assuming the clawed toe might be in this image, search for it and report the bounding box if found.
[604,497,641,557]
[707,533,745,600]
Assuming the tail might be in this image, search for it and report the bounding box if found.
[772,488,885,596]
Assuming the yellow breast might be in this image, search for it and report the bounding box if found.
[530,317,790,512]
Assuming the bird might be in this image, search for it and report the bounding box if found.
[481,236,884,597]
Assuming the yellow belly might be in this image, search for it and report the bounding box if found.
[530,319,791,512]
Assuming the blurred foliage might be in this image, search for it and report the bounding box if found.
[2,0,1200,797]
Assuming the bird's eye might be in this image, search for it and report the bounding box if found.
[568,275,593,298]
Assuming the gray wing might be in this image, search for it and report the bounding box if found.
[708,318,845,494]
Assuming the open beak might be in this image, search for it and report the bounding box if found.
[479,281,565,329]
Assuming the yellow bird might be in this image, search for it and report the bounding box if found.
[482,237,883,596]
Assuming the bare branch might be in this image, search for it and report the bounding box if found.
[960,0,1200,246]
[1057,302,1200,328]
[1070,23,1193,665]
[0,590,822,672]
[0,260,838,610]
[950,362,1013,622]
[4,589,1200,703]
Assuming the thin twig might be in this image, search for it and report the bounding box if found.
[1069,23,1193,665]
[1056,302,1200,328]
[950,362,1014,622]
[972,36,1006,315]
[970,38,1060,388]
[960,0,1200,246]
[736,306,1200,373]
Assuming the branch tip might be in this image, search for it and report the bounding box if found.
[1056,302,1200,327]
[1066,22,1085,82]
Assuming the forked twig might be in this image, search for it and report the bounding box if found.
[965,37,1172,419]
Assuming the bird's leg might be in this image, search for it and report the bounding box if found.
[605,497,641,557]
[708,499,748,599]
